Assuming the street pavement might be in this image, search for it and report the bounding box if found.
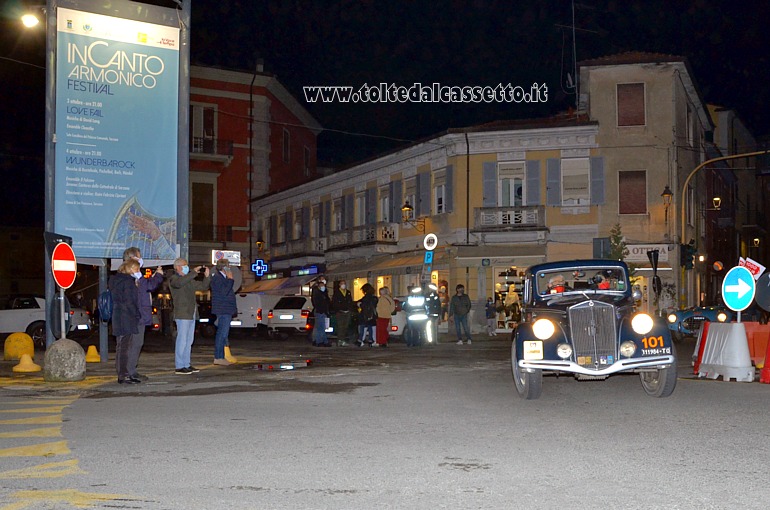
[2,333,770,509]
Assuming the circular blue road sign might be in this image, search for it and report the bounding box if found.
[721,266,756,312]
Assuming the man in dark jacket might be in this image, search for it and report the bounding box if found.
[331,279,354,346]
[210,258,237,365]
[311,276,331,346]
[109,259,142,384]
[122,247,164,381]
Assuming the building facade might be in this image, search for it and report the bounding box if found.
[188,65,321,284]
[249,52,762,324]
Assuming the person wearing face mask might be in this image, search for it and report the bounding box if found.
[122,247,164,381]
[210,258,237,365]
[108,259,142,384]
[448,284,473,345]
[311,276,331,346]
[169,258,210,374]
[375,286,395,347]
[331,279,354,346]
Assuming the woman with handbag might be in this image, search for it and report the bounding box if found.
[376,286,395,347]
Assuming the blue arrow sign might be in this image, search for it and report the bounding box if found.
[722,265,756,312]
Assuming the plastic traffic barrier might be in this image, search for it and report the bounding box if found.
[698,323,754,382]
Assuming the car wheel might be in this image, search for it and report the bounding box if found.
[200,323,216,339]
[26,321,46,350]
[510,340,542,400]
[639,346,678,397]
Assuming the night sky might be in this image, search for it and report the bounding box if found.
[1,0,769,226]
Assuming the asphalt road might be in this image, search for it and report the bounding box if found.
[1,332,769,509]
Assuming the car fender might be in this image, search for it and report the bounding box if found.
[619,316,674,357]
[513,320,568,362]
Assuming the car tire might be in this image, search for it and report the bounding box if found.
[26,321,46,350]
[200,323,216,339]
[639,345,678,398]
[510,340,542,400]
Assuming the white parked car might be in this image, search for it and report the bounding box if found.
[0,295,91,348]
[388,297,408,337]
[267,295,312,338]
[230,293,282,334]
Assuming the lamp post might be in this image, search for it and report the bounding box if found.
[401,201,425,232]
[678,150,769,307]
[661,185,673,225]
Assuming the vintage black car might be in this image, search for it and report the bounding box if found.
[511,260,677,399]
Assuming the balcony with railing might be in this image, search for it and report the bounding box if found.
[326,222,399,251]
[472,206,546,231]
[190,136,234,165]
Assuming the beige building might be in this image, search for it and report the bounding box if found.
[250,52,756,326]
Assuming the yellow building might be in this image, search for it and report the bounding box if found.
[250,52,759,329]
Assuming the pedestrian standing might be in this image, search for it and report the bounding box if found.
[168,258,210,374]
[331,279,354,346]
[448,284,473,345]
[357,283,378,346]
[210,258,237,365]
[485,297,497,337]
[122,247,164,381]
[108,259,142,384]
[311,276,331,347]
[376,286,395,347]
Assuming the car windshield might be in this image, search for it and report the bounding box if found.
[275,297,308,309]
[535,267,627,296]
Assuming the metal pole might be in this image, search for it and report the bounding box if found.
[59,287,66,340]
[44,0,57,348]
[678,150,768,307]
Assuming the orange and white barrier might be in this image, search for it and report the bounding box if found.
[697,323,754,382]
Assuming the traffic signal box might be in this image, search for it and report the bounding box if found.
[680,242,696,270]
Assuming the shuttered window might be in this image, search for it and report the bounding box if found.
[617,83,645,126]
[619,170,647,214]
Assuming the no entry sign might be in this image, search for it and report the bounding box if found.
[51,242,77,289]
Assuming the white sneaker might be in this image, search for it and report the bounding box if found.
[467,339,472,345]
[456,340,463,345]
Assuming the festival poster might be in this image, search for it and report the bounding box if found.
[54,7,179,259]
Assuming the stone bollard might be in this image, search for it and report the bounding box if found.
[43,338,86,382]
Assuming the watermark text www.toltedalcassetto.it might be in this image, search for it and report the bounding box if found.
[303,82,548,104]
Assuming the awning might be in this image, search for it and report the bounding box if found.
[239,274,317,294]
[327,252,447,279]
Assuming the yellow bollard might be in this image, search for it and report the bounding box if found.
[4,332,35,361]
[85,345,101,363]
[13,353,42,373]
[224,346,238,363]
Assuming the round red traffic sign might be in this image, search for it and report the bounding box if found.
[51,242,77,289]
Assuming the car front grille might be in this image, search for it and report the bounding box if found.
[568,301,617,370]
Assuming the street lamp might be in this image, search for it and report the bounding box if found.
[401,201,425,232]
[661,185,673,224]
[753,238,760,248]
[21,14,40,27]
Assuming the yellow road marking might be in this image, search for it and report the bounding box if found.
[0,415,62,425]
[1,489,129,509]
[0,399,78,405]
[0,426,62,438]
[0,440,70,457]
[0,406,65,414]
[0,459,84,479]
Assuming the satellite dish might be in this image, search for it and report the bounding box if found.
[755,272,770,312]
[231,266,243,292]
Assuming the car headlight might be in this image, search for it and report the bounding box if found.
[532,318,555,340]
[632,313,654,335]
[717,312,728,322]
[556,343,572,359]
[620,341,637,357]
[667,313,677,324]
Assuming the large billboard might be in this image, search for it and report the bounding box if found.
[54,7,179,259]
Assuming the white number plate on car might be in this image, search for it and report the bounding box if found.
[279,314,294,320]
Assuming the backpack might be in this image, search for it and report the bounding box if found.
[98,290,113,321]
